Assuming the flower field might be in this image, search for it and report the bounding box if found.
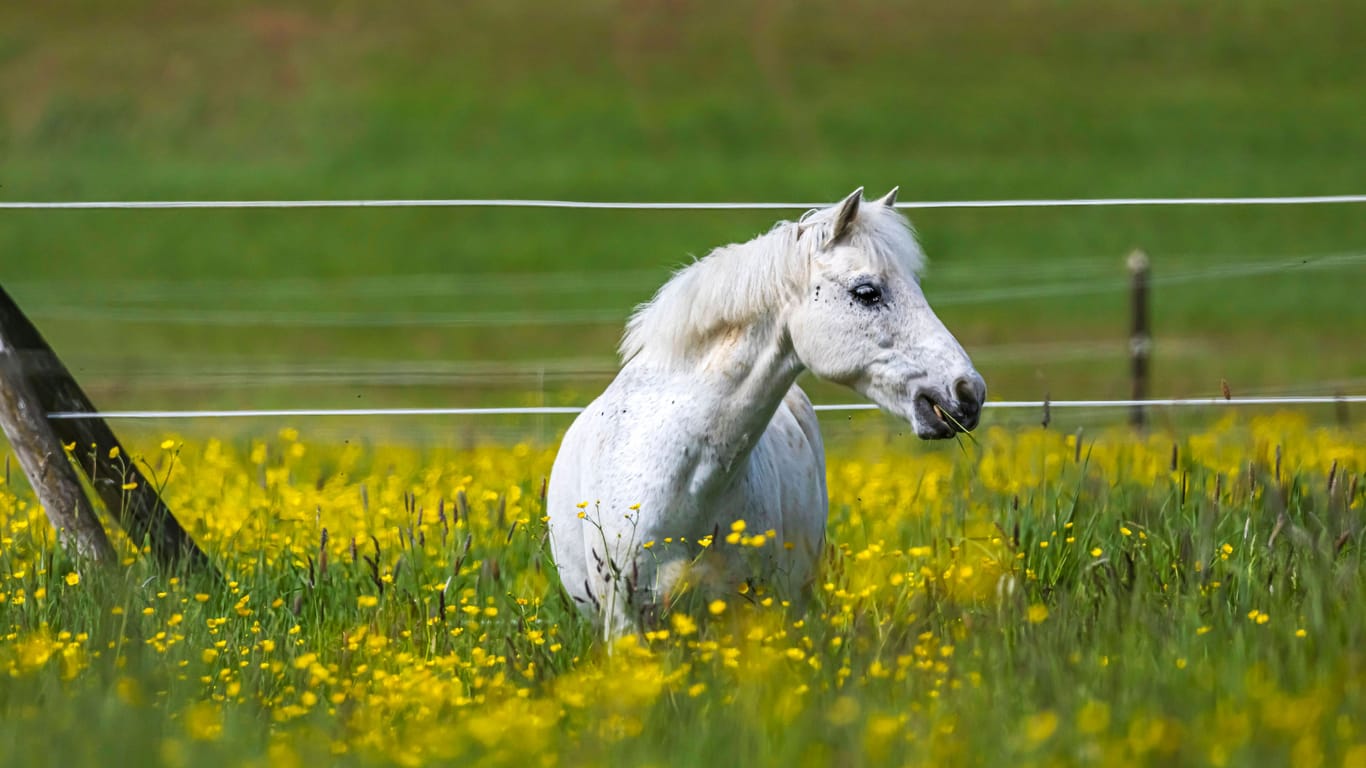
[1,414,1363,766]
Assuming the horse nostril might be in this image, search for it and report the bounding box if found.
[954,374,986,414]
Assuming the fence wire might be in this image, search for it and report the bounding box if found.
[5,194,1366,211]
[44,395,1366,421]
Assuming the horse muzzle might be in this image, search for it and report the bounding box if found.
[912,372,986,439]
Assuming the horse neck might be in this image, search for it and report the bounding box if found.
[683,314,805,486]
[686,232,808,437]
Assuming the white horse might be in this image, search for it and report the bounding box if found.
[547,187,985,635]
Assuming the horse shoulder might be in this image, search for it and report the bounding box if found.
[765,384,829,589]
[782,384,826,468]
[555,376,705,528]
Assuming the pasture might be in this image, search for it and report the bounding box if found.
[1,416,1363,765]
[2,1,1365,766]
[1,1,1363,409]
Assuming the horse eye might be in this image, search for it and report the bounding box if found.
[850,283,882,307]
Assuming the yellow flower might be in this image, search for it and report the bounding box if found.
[184,701,223,741]
[161,439,176,450]
[108,446,120,459]
[115,677,142,705]
[708,600,727,616]
[1023,710,1058,745]
[357,595,379,609]
[1076,700,1110,734]
[1090,547,1103,557]
[1027,604,1049,624]
[64,572,80,586]
[670,613,697,636]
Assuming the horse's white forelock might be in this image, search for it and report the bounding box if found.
[619,200,926,367]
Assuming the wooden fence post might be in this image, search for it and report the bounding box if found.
[0,339,117,563]
[0,285,217,576]
[1128,249,1151,429]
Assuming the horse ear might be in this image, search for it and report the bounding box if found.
[826,187,863,248]
[874,186,899,208]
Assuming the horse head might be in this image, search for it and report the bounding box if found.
[787,187,986,438]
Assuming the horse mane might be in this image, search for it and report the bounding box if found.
[619,200,926,368]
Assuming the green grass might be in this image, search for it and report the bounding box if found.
[0,417,1362,765]
[1,1,1363,411]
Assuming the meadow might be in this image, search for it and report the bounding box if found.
[2,2,1364,765]
[1,414,1363,766]
[2,1,1364,408]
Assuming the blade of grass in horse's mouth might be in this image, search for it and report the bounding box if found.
[934,402,980,447]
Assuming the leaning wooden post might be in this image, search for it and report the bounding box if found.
[0,338,117,563]
[1127,249,1151,429]
[0,285,217,577]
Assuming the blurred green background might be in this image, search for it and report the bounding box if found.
[1,0,1363,431]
